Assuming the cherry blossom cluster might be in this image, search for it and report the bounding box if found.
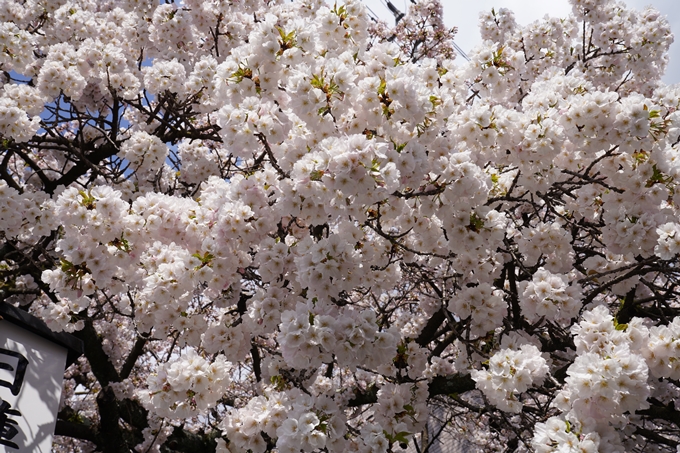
[134,416,173,453]
[447,283,505,338]
[472,343,549,413]
[278,301,399,371]
[176,139,221,185]
[0,21,34,73]
[223,390,348,453]
[2,0,680,451]
[0,181,53,239]
[519,268,582,325]
[516,222,574,273]
[119,131,170,185]
[201,314,252,363]
[533,417,600,453]
[139,348,231,420]
[222,392,288,453]
[374,382,429,445]
[655,222,680,260]
[643,316,680,379]
[0,82,43,142]
[534,306,651,452]
[369,0,456,63]
[143,59,188,97]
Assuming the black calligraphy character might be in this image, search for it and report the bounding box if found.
[0,348,28,396]
[0,399,21,450]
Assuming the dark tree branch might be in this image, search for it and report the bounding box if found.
[162,426,221,453]
[73,317,121,387]
[120,334,149,380]
[348,373,476,407]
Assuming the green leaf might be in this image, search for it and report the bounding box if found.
[192,251,214,268]
[311,72,325,90]
[384,431,411,445]
[468,212,485,232]
[394,431,410,444]
[378,78,387,96]
[393,142,407,153]
[270,375,287,391]
[60,258,74,273]
[109,234,131,253]
[78,190,96,210]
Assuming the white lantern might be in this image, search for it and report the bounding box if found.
[0,303,83,452]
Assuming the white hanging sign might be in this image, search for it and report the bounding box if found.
[0,305,82,452]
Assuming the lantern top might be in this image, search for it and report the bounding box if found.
[0,303,83,368]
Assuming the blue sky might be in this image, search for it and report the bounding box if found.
[361,0,680,85]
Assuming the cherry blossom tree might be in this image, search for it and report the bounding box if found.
[1,0,680,452]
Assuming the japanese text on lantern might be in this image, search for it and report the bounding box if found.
[0,348,28,450]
